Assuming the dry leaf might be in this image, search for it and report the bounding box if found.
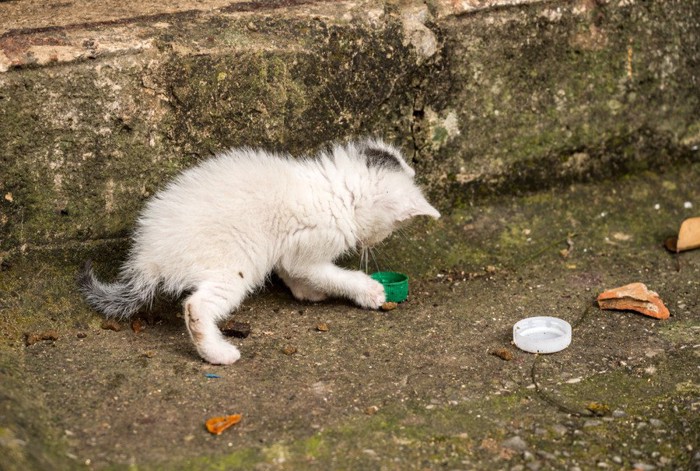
[221,320,251,338]
[131,319,144,333]
[612,232,632,241]
[101,319,122,331]
[316,322,329,332]
[674,217,700,252]
[24,330,59,346]
[559,233,575,258]
[491,348,514,361]
[281,345,297,355]
[586,402,611,416]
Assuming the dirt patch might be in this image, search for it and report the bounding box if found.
[1,163,699,469]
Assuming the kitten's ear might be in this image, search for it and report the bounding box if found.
[402,194,441,221]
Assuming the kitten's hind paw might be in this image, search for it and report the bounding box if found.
[198,341,241,365]
[291,285,328,303]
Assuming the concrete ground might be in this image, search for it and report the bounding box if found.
[2,161,699,470]
[2,0,699,470]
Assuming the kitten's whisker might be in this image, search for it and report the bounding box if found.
[360,246,370,274]
[395,226,410,240]
[369,247,381,273]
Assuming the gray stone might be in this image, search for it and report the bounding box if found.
[502,436,528,452]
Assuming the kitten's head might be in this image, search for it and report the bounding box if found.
[350,138,440,248]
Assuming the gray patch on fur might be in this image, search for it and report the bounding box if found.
[363,147,403,171]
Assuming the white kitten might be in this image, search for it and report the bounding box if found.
[79,138,440,364]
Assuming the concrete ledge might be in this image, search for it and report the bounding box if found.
[1,0,699,255]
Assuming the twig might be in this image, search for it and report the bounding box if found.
[529,304,595,417]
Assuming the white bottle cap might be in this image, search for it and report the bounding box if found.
[513,316,572,354]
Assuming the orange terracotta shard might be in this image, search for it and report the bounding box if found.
[597,282,669,320]
[665,217,700,253]
[205,414,242,435]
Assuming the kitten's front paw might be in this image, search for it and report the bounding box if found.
[198,341,241,365]
[354,277,386,310]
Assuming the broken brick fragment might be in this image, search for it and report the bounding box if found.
[596,282,669,320]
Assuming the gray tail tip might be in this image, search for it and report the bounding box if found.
[76,260,95,289]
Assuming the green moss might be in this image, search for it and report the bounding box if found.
[144,446,262,471]
[432,126,448,144]
[0,353,73,471]
[418,0,700,208]
[658,320,700,345]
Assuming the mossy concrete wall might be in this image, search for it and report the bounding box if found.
[1,0,699,255]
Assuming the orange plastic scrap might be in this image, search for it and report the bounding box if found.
[205,414,242,435]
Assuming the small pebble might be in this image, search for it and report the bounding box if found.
[281,345,297,355]
[526,462,541,471]
[381,302,398,311]
[612,409,626,418]
[316,322,329,332]
[501,436,528,452]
